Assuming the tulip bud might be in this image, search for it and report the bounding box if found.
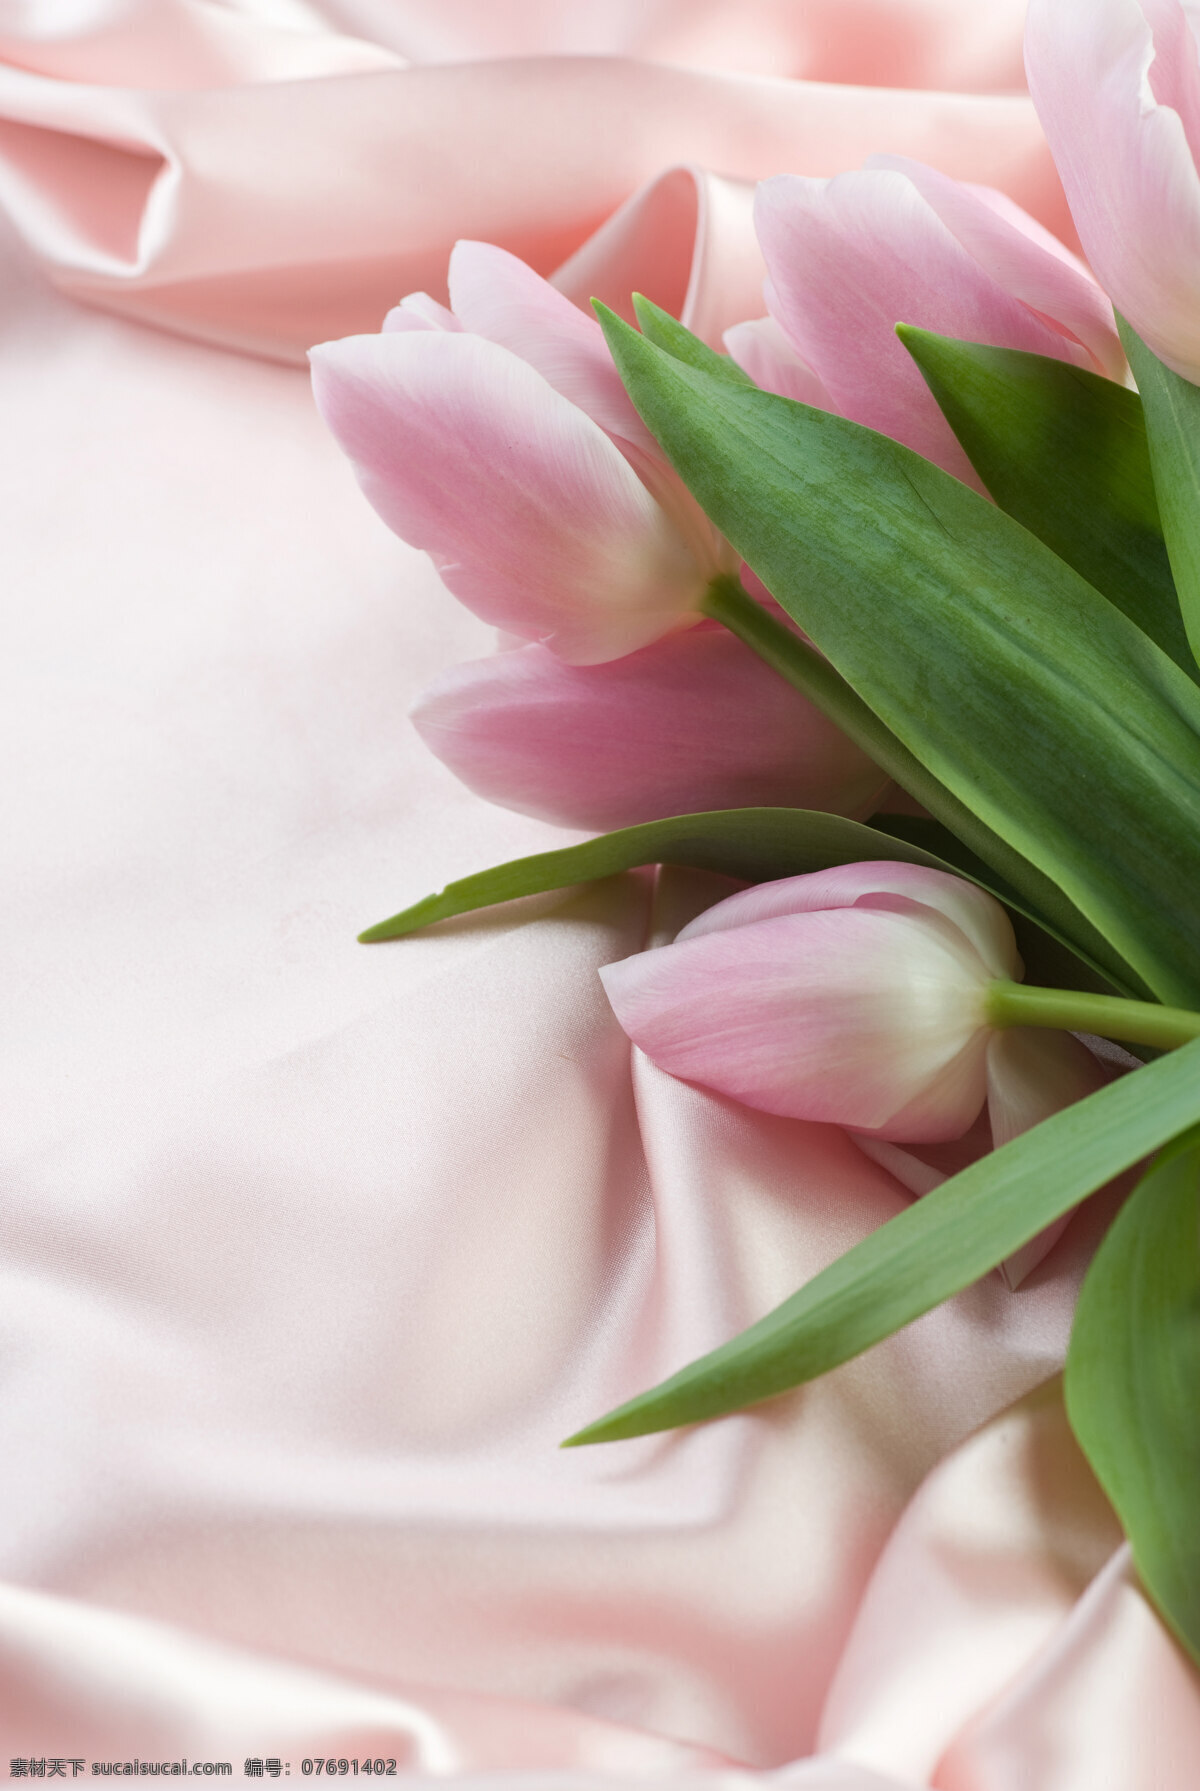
[310,241,731,665]
[730,157,1124,482]
[1026,0,1200,384]
[411,624,890,833]
[599,863,1098,1144]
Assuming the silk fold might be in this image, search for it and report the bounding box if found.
[1,1,1198,1782]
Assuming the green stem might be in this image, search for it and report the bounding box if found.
[986,980,1200,1051]
[701,572,919,787]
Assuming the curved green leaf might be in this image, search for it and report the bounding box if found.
[702,576,1143,999]
[1121,317,1200,679]
[596,304,1200,1009]
[898,329,1191,677]
[622,304,1147,999]
[362,807,1120,1006]
[359,807,981,942]
[563,1038,1200,1446]
[633,293,754,382]
[1066,1133,1200,1666]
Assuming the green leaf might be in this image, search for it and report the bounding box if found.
[1120,317,1200,678]
[1066,1133,1200,1666]
[632,293,753,384]
[704,576,1143,999]
[360,805,1119,1008]
[595,306,1200,1010]
[359,807,988,942]
[898,329,1192,678]
[563,1038,1200,1446]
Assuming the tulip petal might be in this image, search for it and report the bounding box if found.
[754,169,1111,480]
[447,240,653,452]
[309,329,704,663]
[723,316,834,408]
[985,1026,1112,1286]
[986,1025,1111,1151]
[447,242,730,578]
[850,1105,995,1197]
[600,905,993,1139]
[866,154,1125,380]
[382,292,462,334]
[851,1133,945,1196]
[1144,0,1200,168]
[1026,0,1200,382]
[411,627,888,833]
[851,1030,1109,1291]
[677,861,1021,981]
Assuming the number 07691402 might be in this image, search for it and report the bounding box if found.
[300,1763,396,1776]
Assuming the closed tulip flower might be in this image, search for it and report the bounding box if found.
[411,624,890,833]
[310,240,733,664]
[1026,0,1200,383]
[727,156,1124,484]
[600,862,1106,1144]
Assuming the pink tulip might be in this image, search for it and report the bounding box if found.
[600,863,1102,1144]
[1026,0,1200,383]
[411,624,890,833]
[310,241,731,664]
[729,156,1124,484]
[722,314,835,411]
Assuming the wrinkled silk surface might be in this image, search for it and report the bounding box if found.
[2,0,1198,1783]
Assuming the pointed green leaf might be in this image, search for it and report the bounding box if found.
[563,1039,1200,1446]
[1066,1134,1200,1665]
[898,329,1192,677]
[361,806,1116,1008]
[595,307,1200,1010]
[1120,317,1200,678]
[701,575,1142,999]
[631,293,753,384]
[359,807,991,943]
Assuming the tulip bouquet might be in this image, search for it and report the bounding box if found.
[312,0,1200,1667]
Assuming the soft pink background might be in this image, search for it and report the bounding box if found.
[1,0,1197,1780]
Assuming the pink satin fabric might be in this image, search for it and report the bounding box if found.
[2,1,1198,1782]
[0,0,1070,361]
